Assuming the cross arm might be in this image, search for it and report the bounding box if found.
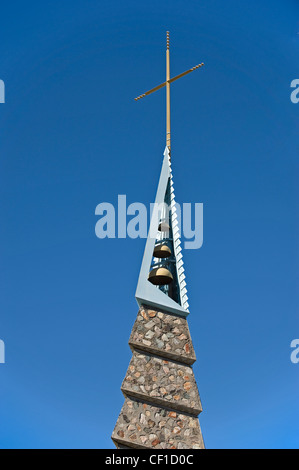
[134,80,167,101]
[134,62,204,101]
[168,62,204,85]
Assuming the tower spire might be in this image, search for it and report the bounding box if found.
[112,33,205,450]
[134,31,204,154]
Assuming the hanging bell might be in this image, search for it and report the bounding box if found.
[158,221,170,233]
[153,243,171,259]
[148,267,173,286]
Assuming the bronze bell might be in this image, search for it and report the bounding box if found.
[148,267,173,286]
[153,243,171,259]
[158,221,170,233]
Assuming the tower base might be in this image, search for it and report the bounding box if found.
[112,305,205,449]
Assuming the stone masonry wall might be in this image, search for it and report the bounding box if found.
[112,398,204,450]
[121,351,202,415]
[112,305,204,449]
[129,306,196,365]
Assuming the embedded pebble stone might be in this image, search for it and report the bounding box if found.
[113,305,204,449]
[129,306,196,365]
[121,351,202,415]
[112,398,204,449]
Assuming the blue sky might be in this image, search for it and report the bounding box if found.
[0,0,298,449]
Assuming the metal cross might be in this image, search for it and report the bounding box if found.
[135,31,204,153]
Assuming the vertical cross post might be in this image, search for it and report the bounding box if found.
[166,32,171,152]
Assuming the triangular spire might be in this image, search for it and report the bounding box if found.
[135,146,189,317]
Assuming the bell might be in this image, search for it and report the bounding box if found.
[153,243,171,259]
[148,267,173,286]
[158,222,170,233]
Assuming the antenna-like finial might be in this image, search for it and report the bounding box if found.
[166,31,170,50]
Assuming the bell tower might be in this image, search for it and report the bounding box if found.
[111,32,205,449]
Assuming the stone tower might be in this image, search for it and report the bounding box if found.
[111,33,205,449]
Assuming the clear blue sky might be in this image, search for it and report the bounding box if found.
[0,0,298,449]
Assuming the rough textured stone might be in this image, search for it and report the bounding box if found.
[112,305,204,449]
[129,305,196,365]
[121,351,202,415]
[112,398,204,450]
